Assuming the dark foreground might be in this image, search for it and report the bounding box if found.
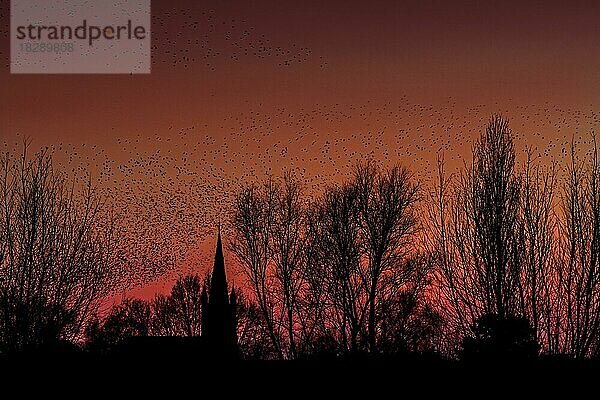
[0,352,597,395]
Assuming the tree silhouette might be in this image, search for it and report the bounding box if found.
[168,274,204,336]
[150,293,177,336]
[432,116,543,356]
[519,152,558,354]
[0,145,123,352]
[309,182,365,354]
[268,172,306,359]
[353,161,421,352]
[228,161,432,358]
[151,274,205,337]
[235,290,278,359]
[86,298,152,351]
[378,282,444,355]
[558,140,600,358]
[11,116,600,363]
[230,179,283,358]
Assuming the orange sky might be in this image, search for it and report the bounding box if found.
[2,0,600,299]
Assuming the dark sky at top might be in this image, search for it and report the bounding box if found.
[1,0,599,294]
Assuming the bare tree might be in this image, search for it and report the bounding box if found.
[231,173,313,359]
[150,294,177,336]
[433,116,529,352]
[558,140,600,358]
[235,290,278,359]
[230,163,426,358]
[0,145,123,352]
[268,172,306,358]
[229,179,283,358]
[298,208,331,355]
[310,183,366,353]
[520,152,558,353]
[168,274,203,336]
[85,298,152,350]
[469,116,523,319]
[353,161,420,352]
[379,278,443,354]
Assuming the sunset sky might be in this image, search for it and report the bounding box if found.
[1,0,600,297]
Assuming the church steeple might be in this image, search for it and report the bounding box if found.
[209,225,229,305]
[202,226,238,358]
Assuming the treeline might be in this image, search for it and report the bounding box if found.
[228,158,438,359]
[84,273,273,358]
[86,276,205,350]
[430,116,600,359]
[2,116,600,361]
[226,115,600,359]
[0,146,122,353]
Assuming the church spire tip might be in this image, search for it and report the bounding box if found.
[210,224,228,305]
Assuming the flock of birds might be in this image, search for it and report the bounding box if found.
[0,2,322,71]
[0,0,7,68]
[153,5,321,72]
[4,100,600,290]
[2,2,600,292]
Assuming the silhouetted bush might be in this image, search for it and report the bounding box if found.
[462,313,538,361]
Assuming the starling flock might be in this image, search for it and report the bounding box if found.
[2,2,599,290]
